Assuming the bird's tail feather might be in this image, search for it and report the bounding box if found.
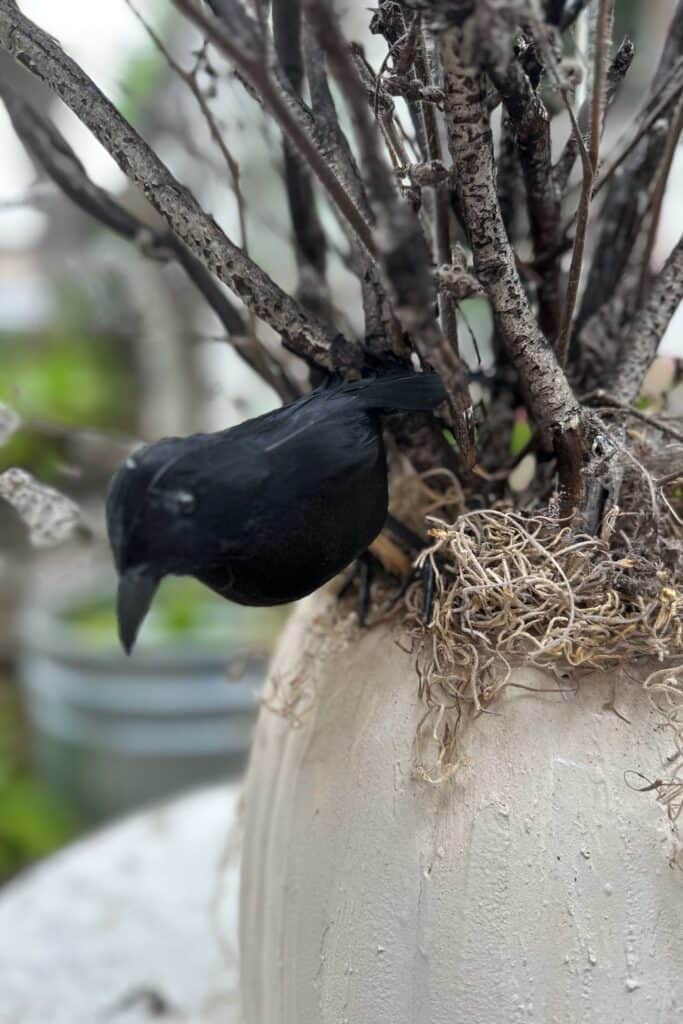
[347,371,447,412]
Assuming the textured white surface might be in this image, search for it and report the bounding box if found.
[0,785,241,1024]
[240,593,682,1024]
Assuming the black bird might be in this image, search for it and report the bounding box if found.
[106,371,446,653]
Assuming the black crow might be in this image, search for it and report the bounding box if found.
[107,372,446,653]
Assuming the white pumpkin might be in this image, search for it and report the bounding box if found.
[239,591,682,1024]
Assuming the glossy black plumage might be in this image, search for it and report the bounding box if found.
[106,372,446,652]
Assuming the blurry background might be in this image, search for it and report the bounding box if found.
[0,0,680,884]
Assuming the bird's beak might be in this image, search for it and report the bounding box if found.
[116,567,159,655]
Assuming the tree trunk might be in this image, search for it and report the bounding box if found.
[240,591,681,1024]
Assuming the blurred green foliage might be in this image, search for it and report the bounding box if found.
[66,576,288,652]
[117,0,169,123]
[0,286,132,478]
[119,43,166,124]
[0,682,81,883]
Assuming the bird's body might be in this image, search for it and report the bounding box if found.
[107,372,445,651]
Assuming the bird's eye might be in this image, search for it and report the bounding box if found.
[174,489,196,514]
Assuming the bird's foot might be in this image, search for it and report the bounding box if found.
[336,552,374,626]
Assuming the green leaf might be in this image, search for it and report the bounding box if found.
[509,417,532,456]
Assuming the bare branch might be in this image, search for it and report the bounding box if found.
[0,69,299,401]
[411,19,476,466]
[576,0,683,332]
[610,234,683,405]
[300,23,372,223]
[369,2,429,160]
[303,2,399,221]
[553,35,634,195]
[440,25,585,504]
[301,21,398,356]
[272,0,331,321]
[0,0,352,376]
[350,42,412,171]
[484,42,562,340]
[583,394,683,446]
[556,0,614,366]
[634,98,683,309]
[304,0,476,459]
[173,0,377,258]
[589,59,683,203]
[125,4,250,254]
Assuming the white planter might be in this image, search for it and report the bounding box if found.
[239,593,682,1024]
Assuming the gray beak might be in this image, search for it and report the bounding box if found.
[117,567,159,654]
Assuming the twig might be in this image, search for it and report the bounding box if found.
[634,98,683,309]
[553,35,634,195]
[484,43,562,340]
[0,73,299,401]
[575,1,683,330]
[610,234,683,404]
[301,20,398,356]
[556,0,614,366]
[349,42,412,173]
[0,0,350,374]
[554,58,683,267]
[272,0,331,321]
[122,2,267,362]
[584,393,683,445]
[305,0,472,448]
[125,4,249,254]
[412,17,476,466]
[369,2,429,160]
[590,59,683,202]
[173,0,377,259]
[658,470,683,487]
[439,34,579,431]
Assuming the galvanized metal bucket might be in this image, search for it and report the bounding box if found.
[17,581,280,819]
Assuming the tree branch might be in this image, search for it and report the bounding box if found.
[173,0,377,259]
[484,44,562,341]
[272,0,331,322]
[633,98,683,309]
[440,25,585,504]
[0,73,300,401]
[301,20,399,357]
[304,0,476,462]
[369,2,429,161]
[576,0,683,333]
[410,19,476,465]
[609,234,683,405]
[553,35,634,195]
[556,0,614,366]
[0,0,354,375]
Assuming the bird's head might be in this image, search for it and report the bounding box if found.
[106,437,209,654]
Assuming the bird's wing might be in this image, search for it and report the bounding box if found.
[214,387,377,465]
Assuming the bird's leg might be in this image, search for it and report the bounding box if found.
[384,513,438,624]
[335,552,375,626]
[357,552,374,627]
[421,559,436,625]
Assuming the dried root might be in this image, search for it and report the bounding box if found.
[401,432,683,826]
